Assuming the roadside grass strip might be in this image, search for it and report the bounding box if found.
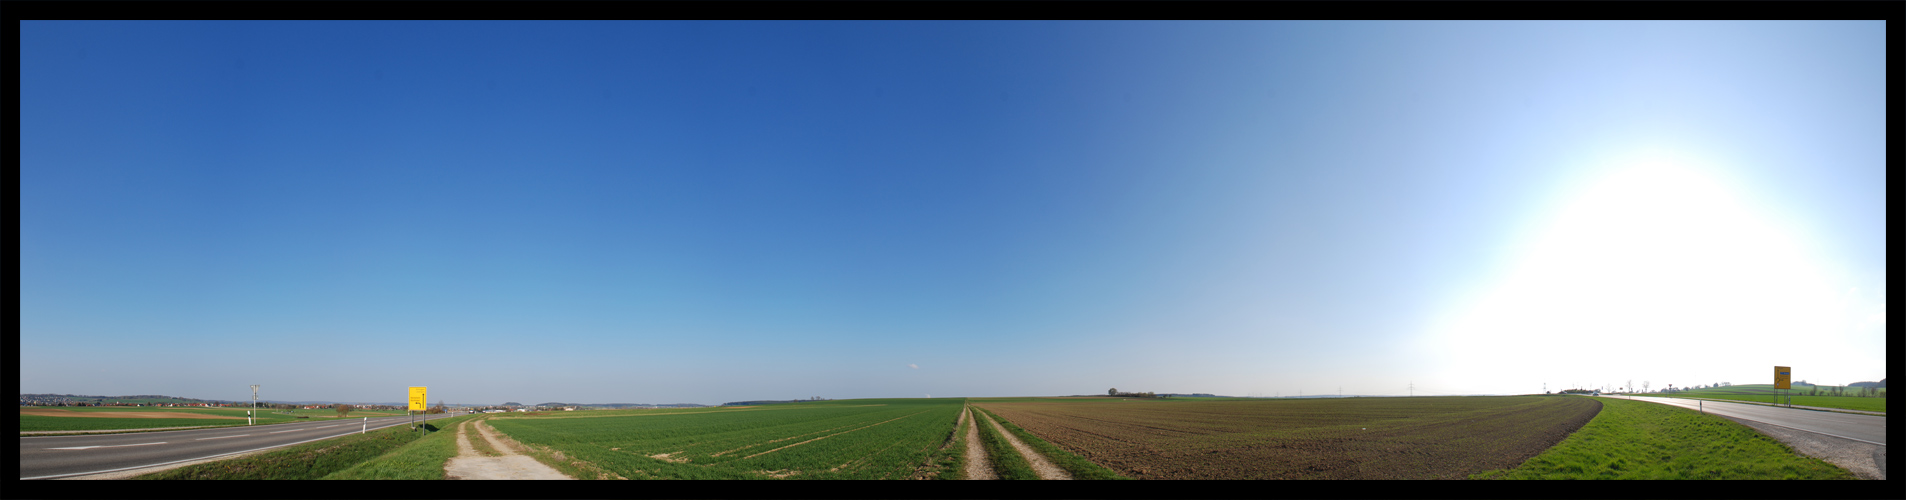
[133,416,472,480]
[322,416,480,479]
[1471,397,1856,479]
[486,398,964,479]
[1651,394,1885,413]
[972,406,1129,479]
[973,408,1040,480]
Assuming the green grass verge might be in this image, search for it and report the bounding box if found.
[971,406,1129,479]
[1471,397,1855,479]
[321,415,481,479]
[133,416,465,480]
[971,405,1039,480]
[1651,394,1885,413]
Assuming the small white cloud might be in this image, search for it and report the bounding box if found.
[908,363,919,369]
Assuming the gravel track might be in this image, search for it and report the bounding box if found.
[444,418,572,480]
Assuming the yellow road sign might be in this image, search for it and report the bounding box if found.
[1774,367,1791,390]
[409,387,428,411]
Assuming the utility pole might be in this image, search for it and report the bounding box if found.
[1409,381,1413,398]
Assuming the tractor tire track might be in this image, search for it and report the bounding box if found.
[963,406,996,480]
[977,408,1071,480]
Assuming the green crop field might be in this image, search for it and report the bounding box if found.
[482,398,964,479]
[1472,397,1854,479]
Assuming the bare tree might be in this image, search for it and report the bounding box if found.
[1642,381,1650,393]
[1109,388,1118,396]
[335,404,352,417]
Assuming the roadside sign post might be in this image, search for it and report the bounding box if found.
[1774,366,1792,409]
[409,387,428,431]
[249,385,259,426]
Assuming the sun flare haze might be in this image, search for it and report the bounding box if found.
[1428,150,1874,393]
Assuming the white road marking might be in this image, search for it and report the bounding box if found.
[267,428,314,434]
[195,434,252,441]
[48,442,166,450]
[314,425,338,429]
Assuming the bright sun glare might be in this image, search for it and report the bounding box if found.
[1431,152,1841,388]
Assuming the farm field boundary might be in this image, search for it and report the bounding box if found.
[970,405,1128,479]
[971,405,1037,480]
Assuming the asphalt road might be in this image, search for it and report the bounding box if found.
[21,412,469,479]
[1604,395,1886,445]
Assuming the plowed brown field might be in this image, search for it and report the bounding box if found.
[975,396,1599,479]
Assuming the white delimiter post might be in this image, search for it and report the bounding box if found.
[362,416,367,434]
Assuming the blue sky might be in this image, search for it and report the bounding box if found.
[21,21,1885,404]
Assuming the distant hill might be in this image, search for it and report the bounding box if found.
[1848,379,1885,389]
